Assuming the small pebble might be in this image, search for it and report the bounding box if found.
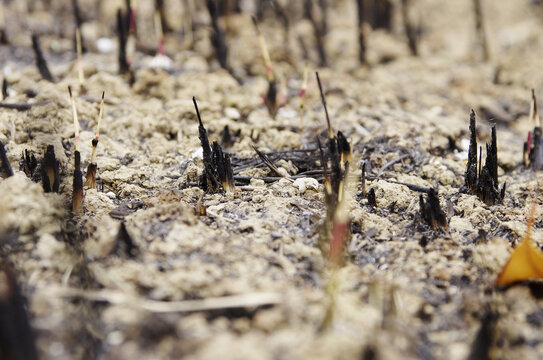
[148,54,173,70]
[225,107,240,120]
[292,177,319,193]
[96,37,115,53]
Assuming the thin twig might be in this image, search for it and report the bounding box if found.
[376,154,409,177]
[0,100,53,111]
[48,287,282,313]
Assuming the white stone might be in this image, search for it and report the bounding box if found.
[148,54,173,70]
[225,107,240,120]
[292,177,319,193]
[191,148,203,160]
[96,38,115,53]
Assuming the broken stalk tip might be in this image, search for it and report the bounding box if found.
[315,72,332,139]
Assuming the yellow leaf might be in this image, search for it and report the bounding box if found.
[496,201,543,286]
[495,237,543,286]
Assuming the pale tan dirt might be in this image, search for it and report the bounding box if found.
[2,1,543,359]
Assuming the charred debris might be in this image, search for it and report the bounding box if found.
[381,179,448,230]
[464,109,505,205]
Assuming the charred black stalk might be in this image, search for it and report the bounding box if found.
[72,0,86,53]
[31,35,54,82]
[525,89,543,169]
[85,92,104,189]
[356,0,367,64]
[0,2,8,45]
[0,266,40,360]
[155,0,171,33]
[464,110,505,205]
[1,78,7,100]
[367,187,377,207]
[0,29,7,45]
[271,0,289,39]
[206,0,228,70]
[487,126,498,185]
[361,162,366,196]
[336,131,351,164]
[419,189,447,229]
[117,9,130,76]
[194,97,234,193]
[69,86,83,211]
[252,16,278,116]
[532,127,543,170]
[220,125,233,148]
[0,141,13,177]
[478,146,482,180]
[465,109,478,191]
[298,35,310,62]
[20,149,37,178]
[85,157,97,188]
[467,310,498,360]
[116,2,135,84]
[72,150,83,212]
[477,126,504,205]
[316,72,332,139]
[473,0,489,61]
[319,0,328,35]
[194,97,214,176]
[401,0,418,56]
[256,0,265,21]
[212,141,235,192]
[42,145,60,193]
[328,137,341,196]
[371,0,393,30]
[316,72,342,198]
[114,222,138,258]
[304,0,327,66]
[265,79,278,118]
[206,1,242,84]
[317,137,331,195]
